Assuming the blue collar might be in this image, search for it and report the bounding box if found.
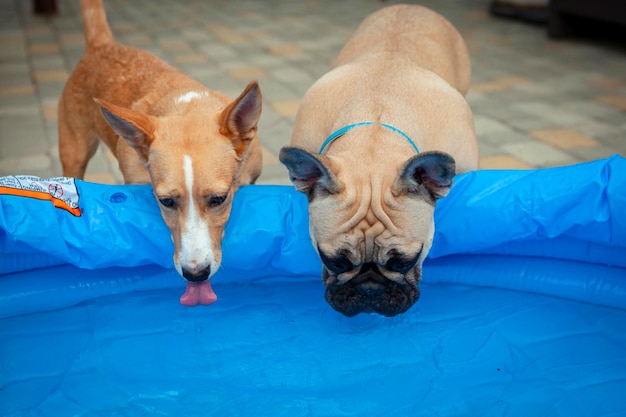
[318,122,419,154]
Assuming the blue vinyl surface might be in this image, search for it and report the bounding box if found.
[1,156,625,416]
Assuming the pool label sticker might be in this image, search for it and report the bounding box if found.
[0,175,81,217]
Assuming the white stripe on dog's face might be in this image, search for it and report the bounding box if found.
[179,155,214,275]
[175,91,207,105]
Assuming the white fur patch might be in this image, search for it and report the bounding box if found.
[175,91,207,105]
[180,155,214,274]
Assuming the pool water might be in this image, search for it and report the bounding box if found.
[2,273,625,417]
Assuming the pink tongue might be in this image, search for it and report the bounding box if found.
[180,280,217,306]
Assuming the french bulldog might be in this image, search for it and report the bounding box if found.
[279,5,478,316]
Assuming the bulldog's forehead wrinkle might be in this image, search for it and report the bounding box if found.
[361,216,381,259]
[341,184,370,232]
[323,180,400,263]
[375,181,399,232]
[363,217,385,260]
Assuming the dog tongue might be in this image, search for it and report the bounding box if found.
[180,280,217,306]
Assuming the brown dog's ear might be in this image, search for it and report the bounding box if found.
[94,98,156,164]
[279,147,341,197]
[395,152,456,199]
[219,81,262,158]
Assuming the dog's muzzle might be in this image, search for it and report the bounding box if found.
[182,266,211,282]
[324,263,420,317]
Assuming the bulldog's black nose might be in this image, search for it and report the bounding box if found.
[324,262,419,317]
[353,263,386,295]
[182,266,210,282]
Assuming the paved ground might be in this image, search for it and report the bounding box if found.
[0,0,625,185]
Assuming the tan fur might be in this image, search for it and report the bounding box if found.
[280,5,478,317]
[59,0,263,282]
[291,5,477,172]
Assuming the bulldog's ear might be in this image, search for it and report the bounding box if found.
[219,81,262,158]
[95,98,156,164]
[395,151,456,199]
[279,147,341,196]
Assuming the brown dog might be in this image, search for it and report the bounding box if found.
[279,5,478,317]
[58,0,263,306]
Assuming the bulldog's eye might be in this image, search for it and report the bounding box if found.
[158,197,176,209]
[208,194,227,207]
[326,257,354,275]
[385,252,420,274]
[318,248,354,275]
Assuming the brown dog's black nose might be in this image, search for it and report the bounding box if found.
[182,266,210,282]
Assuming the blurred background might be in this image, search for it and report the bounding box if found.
[0,0,624,184]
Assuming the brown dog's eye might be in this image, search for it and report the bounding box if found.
[159,197,176,209]
[208,194,227,207]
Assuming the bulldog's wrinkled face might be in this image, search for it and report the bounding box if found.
[279,148,455,317]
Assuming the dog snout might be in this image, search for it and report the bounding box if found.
[182,265,211,282]
[325,263,420,317]
[352,263,386,295]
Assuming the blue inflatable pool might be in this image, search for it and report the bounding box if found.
[1,156,625,417]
